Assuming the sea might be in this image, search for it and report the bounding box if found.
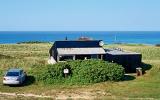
[0,31,160,45]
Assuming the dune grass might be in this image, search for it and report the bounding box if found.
[0,43,160,99]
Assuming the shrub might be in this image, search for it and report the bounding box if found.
[36,59,125,85]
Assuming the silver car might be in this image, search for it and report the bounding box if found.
[3,69,26,85]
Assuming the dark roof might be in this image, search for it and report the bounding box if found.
[57,47,106,55]
[105,49,141,55]
[53,40,103,48]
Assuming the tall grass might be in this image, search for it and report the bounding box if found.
[0,44,51,77]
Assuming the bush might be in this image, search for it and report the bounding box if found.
[36,60,125,84]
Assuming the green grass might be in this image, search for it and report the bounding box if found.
[0,43,160,99]
[17,41,50,44]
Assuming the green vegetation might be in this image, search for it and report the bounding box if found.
[0,43,51,77]
[17,41,50,44]
[36,60,124,85]
[0,43,160,99]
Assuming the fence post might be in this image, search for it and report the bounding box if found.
[136,67,142,76]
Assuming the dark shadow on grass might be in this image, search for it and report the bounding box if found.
[22,75,35,86]
[141,62,152,74]
[123,75,136,81]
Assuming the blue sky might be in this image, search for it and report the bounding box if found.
[0,0,160,31]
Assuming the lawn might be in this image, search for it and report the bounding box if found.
[0,43,160,99]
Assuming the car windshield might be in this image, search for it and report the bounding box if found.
[6,72,19,76]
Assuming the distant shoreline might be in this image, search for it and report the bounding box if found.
[0,31,159,45]
[16,41,50,44]
[0,41,157,46]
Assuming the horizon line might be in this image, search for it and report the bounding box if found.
[0,30,160,32]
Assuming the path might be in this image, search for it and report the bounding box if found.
[0,90,109,99]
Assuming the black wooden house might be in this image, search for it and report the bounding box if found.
[49,40,142,72]
[49,40,106,62]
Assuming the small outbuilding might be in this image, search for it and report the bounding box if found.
[105,49,142,72]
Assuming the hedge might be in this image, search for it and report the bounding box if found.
[36,59,125,84]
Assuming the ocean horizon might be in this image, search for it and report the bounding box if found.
[0,31,160,45]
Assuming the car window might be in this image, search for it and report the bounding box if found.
[6,72,19,76]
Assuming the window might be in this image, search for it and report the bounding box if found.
[59,56,73,61]
[6,72,19,76]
